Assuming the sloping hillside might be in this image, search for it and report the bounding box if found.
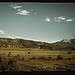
[0,38,75,51]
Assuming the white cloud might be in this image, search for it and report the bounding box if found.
[9,4,22,9]
[0,30,4,34]
[17,10,29,15]
[58,16,66,20]
[66,19,72,22]
[66,18,73,22]
[54,16,75,22]
[54,16,66,22]
[13,6,22,9]
[54,17,61,22]
[9,4,29,16]
[45,18,51,22]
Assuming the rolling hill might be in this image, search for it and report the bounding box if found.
[0,38,75,51]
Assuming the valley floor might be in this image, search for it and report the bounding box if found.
[0,48,75,72]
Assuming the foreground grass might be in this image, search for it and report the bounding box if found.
[0,48,75,72]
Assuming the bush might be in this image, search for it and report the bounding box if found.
[8,52,11,57]
[0,57,9,72]
[67,58,71,60]
[30,56,37,60]
[21,57,25,61]
[67,51,72,54]
[30,56,52,60]
[15,54,21,61]
[57,55,63,60]
[0,54,5,62]
[38,57,45,60]
[38,56,52,60]
[6,56,21,72]
[0,54,22,72]
[28,52,31,54]
[48,57,52,60]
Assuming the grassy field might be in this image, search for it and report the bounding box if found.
[0,48,75,71]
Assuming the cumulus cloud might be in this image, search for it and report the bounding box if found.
[13,6,22,9]
[54,16,75,22]
[0,30,4,34]
[17,10,29,15]
[58,16,66,20]
[9,4,22,9]
[54,17,61,22]
[54,16,66,22]
[45,18,51,22]
[66,18,73,22]
[9,4,29,16]
[66,19,72,22]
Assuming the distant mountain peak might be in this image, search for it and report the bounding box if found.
[55,38,75,44]
[61,39,71,43]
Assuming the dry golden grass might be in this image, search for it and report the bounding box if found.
[0,48,75,58]
[0,48,75,71]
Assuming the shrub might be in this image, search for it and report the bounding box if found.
[0,57,9,72]
[7,57,21,72]
[21,57,25,61]
[48,57,52,60]
[67,58,71,60]
[57,55,63,60]
[16,54,20,57]
[67,51,72,54]
[8,52,11,57]
[28,52,31,54]
[37,56,52,60]
[0,53,6,62]
[30,56,37,60]
[15,54,21,61]
[0,55,22,72]
[38,57,45,60]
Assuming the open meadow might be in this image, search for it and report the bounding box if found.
[0,48,75,72]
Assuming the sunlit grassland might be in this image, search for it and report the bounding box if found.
[0,48,75,59]
[0,48,75,71]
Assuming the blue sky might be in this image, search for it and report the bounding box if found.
[0,3,75,43]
